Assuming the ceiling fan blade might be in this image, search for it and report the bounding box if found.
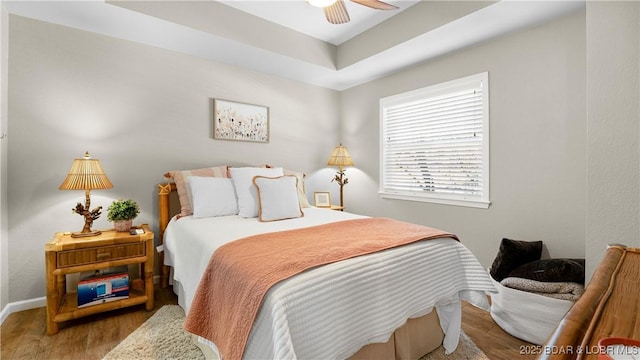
[324,0,350,24]
[350,0,398,10]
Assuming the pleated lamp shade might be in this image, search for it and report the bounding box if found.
[59,151,113,191]
[327,144,354,168]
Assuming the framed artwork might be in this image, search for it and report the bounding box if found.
[314,192,331,207]
[213,99,269,143]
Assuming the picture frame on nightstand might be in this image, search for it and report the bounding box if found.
[314,192,331,207]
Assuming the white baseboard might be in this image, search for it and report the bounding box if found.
[0,296,46,325]
[1,276,163,325]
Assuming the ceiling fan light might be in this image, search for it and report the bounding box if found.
[308,0,338,8]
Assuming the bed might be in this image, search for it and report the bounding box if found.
[157,166,496,360]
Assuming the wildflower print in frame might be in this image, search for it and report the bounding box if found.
[213,99,269,143]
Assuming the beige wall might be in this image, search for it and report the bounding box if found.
[585,2,640,278]
[340,10,587,268]
[6,15,340,303]
[1,3,8,312]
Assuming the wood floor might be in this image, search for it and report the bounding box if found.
[1,286,536,360]
[461,302,537,360]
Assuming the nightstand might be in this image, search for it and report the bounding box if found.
[330,205,344,211]
[44,224,154,335]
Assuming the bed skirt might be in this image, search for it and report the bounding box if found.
[348,310,444,360]
[192,309,444,360]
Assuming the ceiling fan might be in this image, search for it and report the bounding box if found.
[308,0,398,24]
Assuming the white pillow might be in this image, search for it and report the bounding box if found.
[229,167,284,218]
[187,176,238,218]
[253,175,303,222]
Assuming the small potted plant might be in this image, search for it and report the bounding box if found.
[107,199,140,232]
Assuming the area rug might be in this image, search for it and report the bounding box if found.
[102,305,488,360]
[418,331,488,360]
[102,305,204,360]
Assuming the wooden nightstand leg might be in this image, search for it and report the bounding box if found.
[143,238,154,310]
[45,252,59,335]
[46,284,59,334]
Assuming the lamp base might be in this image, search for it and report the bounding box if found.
[70,230,102,238]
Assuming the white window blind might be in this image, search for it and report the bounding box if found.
[379,72,490,208]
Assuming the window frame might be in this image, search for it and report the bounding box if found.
[378,72,490,209]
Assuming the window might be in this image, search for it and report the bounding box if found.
[379,72,490,208]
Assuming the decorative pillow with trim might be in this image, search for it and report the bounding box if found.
[253,175,303,222]
[263,164,311,208]
[489,238,543,282]
[164,165,229,218]
[230,167,284,218]
[187,176,238,218]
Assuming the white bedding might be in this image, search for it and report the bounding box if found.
[163,207,495,359]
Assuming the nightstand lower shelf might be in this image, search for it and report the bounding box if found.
[54,291,149,323]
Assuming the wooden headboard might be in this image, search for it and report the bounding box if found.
[157,182,179,288]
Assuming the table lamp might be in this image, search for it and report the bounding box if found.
[59,151,113,237]
[327,144,354,208]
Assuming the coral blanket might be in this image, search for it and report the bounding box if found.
[183,217,458,360]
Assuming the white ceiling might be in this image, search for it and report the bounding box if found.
[220,0,420,45]
[3,1,585,90]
